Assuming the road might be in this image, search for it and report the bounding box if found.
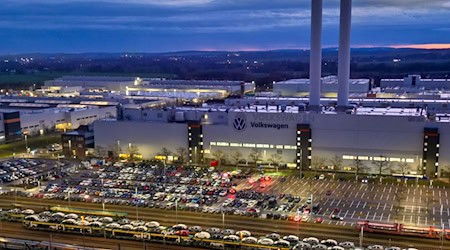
[1,195,449,249]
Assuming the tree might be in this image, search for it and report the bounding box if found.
[230,151,243,167]
[397,162,410,178]
[212,150,225,167]
[159,147,172,164]
[353,158,366,180]
[372,155,392,182]
[248,148,262,167]
[176,147,188,164]
[269,153,283,172]
[329,155,343,172]
[311,156,326,176]
[127,144,140,161]
[94,145,106,157]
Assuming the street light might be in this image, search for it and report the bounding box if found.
[135,187,139,220]
[24,134,28,154]
[175,199,178,224]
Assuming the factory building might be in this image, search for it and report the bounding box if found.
[44,76,141,92]
[274,76,370,97]
[0,111,21,142]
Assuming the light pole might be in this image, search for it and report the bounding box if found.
[68,140,72,158]
[135,187,139,220]
[101,178,105,211]
[175,199,178,224]
[24,134,28,154]
[359,225,364,248]
[68,190,71,208]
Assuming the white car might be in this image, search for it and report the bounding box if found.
[145,221,160,228]
[339,241,356,248]
[258,238,274,246]
[368,245,384,250]
[194,231,211,239]
[303,237,319,244]
[293,242,312,249]
[321,239,338,246]
[274,239,290,247]
[312,244,328,249]
[242,236,258,244]
[207,227,221,234]
[266,233,281,241]
[283,235,299,243]
[319,174,326,180]
[223,235,240,242]
[172,224,187,230]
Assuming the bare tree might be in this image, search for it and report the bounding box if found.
[353,158,366,180]
[159,147,172,164]
[94,145,106,157]
[127,145,141,160]
[248,148,262,167]
[212,149,225,167]
[397,162,410,178]
[330,155,343,172]
[230,151,243,166]
[372,155,392,181]
[311,156,326,176]
[176,147,188,164]
[269,153,283,172]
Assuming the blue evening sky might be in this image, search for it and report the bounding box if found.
[1,0,449,53]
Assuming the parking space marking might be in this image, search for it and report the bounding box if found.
[351,211,355,218]
[380,213,384,221]
[350,200,354,207]
[383,203,386,210]
[365,212,370,220]
[387,214,391,222]
[402,214,405,222]
[372,212,376,221]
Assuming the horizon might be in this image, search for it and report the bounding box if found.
[2,0,450,54]
[2,43,450,56]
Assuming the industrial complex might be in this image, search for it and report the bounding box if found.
[1,0,450,180]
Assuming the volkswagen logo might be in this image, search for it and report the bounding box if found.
[233,115,246,131]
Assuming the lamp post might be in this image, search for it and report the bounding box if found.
[24,134,28,154]
[135,187,139,220]
[175,199,178,224]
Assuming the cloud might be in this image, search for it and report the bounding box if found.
[1,0,449,53]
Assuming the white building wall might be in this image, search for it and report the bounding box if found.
[94,120,188,159]
[20,111,65,135]
[68,106,117,129]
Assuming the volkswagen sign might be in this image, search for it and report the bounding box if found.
[233,114,246,131]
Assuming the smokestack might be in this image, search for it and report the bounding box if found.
[337,0,352,109]
[309,0,323,109]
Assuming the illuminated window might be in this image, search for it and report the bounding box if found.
[343,155,355,160]
[243,143,256,148]
[210,142,216,146]
[256,144,270,149]
[230,143,242,147]
[276,145,284,149]
[357,156,369,160]
[204,149,210,154]
[405,159,414,163]
[389,158,401,162]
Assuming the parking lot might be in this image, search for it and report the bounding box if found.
[3,159,450,229]
[0,159,71,188]
[257,174,450,228]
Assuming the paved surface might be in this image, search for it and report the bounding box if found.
[252,175,450,228]
[1,196,449,249]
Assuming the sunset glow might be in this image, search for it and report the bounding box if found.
[391,44,450,50]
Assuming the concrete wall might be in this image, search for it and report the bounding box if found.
[94,120,188,159]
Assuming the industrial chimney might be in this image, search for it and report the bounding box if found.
[309,0,323,110]
[337,0,352,109]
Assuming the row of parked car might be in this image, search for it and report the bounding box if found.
[7,208,415,250]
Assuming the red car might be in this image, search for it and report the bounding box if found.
[175,230,190,236]
[315,217,323,223]
[325,190,332,196]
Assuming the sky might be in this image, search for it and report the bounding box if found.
[1,0,450,54]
